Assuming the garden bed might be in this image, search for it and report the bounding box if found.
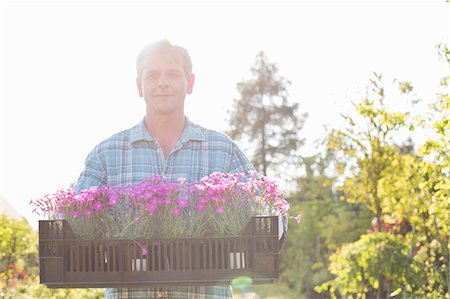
[39,215,285,288]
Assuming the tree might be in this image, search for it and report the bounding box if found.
[327,73,409,232]
[289,154,372,299]
[319,73,414,298]
[227,51,307,177]
[411,42,449,298]
[321,232,411,298]
[318,59,449,298]
[0,215,38,297]
[251,154,372,299]
[0,215,104,299]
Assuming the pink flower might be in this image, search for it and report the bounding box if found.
[215,206,225,215]
[93,201,104,211]
[146,202,158,215]
[71,211,81,217]
[162,197,172,205]
[196,203,206,212]
[141,245,148,256]
[177,198,189,208]
[30,170,291,239]
[295,214,302,224]
[172,207,181,217]
[108,196,119,206]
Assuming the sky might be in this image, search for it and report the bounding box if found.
[0,1,448,230]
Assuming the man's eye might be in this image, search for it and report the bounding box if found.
[146,73,159,80]
[168,72,182,78]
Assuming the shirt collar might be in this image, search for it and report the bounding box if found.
[130,117,205,144]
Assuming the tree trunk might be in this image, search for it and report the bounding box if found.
[447,237,450,299]
[377,274,385,299]
[260,103,267,176]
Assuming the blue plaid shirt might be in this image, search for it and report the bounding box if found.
[76,118,255,299]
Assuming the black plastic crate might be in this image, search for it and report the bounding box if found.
[39,216,285,288]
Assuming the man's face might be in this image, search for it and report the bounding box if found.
[136,53,194,116]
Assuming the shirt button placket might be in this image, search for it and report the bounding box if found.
[162,154,172,179]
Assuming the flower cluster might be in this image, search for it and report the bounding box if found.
[30,171,290,240]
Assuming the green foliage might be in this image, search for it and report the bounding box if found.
[327,73,409,235]
[295,154,335,203]
[411,239,449,298]
[253,154,371,298]
[227,51,307,176]
[280,198,372,298]
[11,278,104,299]
[316,232,411,299]
[397,81,414,94]
[0,215,103,299]
[0,215,38,295]
[320,45,450,298]
[412,42,450,298]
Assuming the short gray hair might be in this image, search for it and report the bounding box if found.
[136,39,193,79]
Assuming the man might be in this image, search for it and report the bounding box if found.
[75,39,256,298]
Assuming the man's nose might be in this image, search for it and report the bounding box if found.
[157,74,169,87]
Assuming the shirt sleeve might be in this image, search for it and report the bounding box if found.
[228,142,256,173]
[75,146,107,192]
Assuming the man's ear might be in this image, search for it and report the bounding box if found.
[136,78,143,97]
[186,74,195,94]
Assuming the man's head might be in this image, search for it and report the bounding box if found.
[136,40,195,117]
